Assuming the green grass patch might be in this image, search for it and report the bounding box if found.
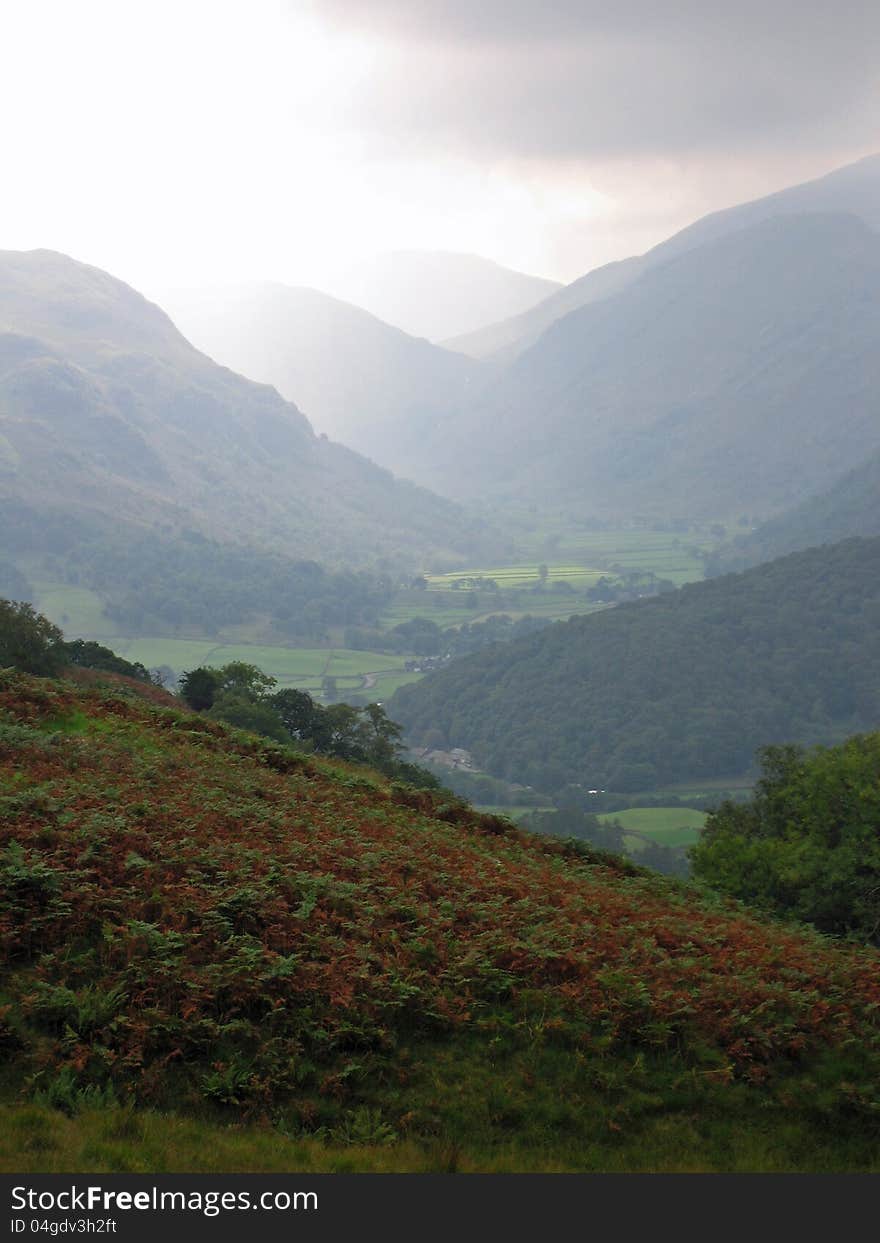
[513,529,713,587]
[28,582,119,640]
[474,805,554,822]
[599,807,707,849]
[108,640,409,691]
[425,564,607,591]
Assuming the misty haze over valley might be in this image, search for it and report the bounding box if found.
[2,0,880,1185]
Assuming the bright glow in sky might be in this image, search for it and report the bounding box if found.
[2,0,876,297]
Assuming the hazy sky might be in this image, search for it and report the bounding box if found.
[3,0,878,295]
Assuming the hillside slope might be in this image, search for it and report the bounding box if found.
[445,255,643,361]
[162,282,481,476]
[390,537,880,794]
[0,249,495,568]
[4,670,880,1171]
[321,250,560,342]
[415,213,880,521]
[450,151,880,361]
[709,450,880,574]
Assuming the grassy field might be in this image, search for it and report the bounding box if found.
[20,529,714,709]
[514,528,714,587]
[104,639,412,699]
[479,804,706,847]
[6,1094,880,1174]
[660,777,755,796]
[473,804,554,821]
[380,595,606,628]
[600,807,708,849]
[425,564,607,591]
[27,579,120,640]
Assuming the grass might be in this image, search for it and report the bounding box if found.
[27,580,120,640]
[19,528,713,714]
[425,564,608,591]
[661,777,756,795]
[474,805,554,822]
[513,528,714,588]
[5,1051,880,1173]
[103,640,411,697]
[600,807,707,849]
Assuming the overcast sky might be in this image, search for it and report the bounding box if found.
[2,0,878,296]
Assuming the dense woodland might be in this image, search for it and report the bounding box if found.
[53,531,395,638]
[391,538,880,795]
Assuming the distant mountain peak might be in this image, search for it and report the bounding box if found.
[319,249,561,342]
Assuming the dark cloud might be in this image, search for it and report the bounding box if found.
[310,1,880,161]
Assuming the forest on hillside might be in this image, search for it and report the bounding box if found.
[391,538,880,794]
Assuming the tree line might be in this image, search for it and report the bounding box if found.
[177,660,438,786]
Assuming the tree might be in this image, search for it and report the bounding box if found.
[321,703,365,760]
[271,688,319,740]
[691,736,880,942]
[216,662,277,699]
[360,702,404,769]
[59,638,151,683]
[178,666,222,711]
[179,662,277,711]
[206,693,290,743]
[0,599,64,675]
[391,617,442,656]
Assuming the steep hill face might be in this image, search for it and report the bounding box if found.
[450,152,880,361]
[390,537,880,794]
[321,250,560,342]
[0,249,496,568]
[414,213,880,521]
[709,450,880,574]
[161,281,481,476]
[445,255,643,361]
[5,670,880,1170]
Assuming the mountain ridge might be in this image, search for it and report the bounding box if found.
[321,249,561,342]
[0,248,500,569]
[449,152,880,361]
[410,211,880,522]
[161,279,482,475]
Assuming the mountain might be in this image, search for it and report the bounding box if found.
[0,249,498,569]
[449,152,880,361]
[321,250,560,342]
[708,450,880,574]
[412,212,880,522]
[5,668,880,1172]
[161,281,481,475]
[390,537,880,796]
[445,255,643,361]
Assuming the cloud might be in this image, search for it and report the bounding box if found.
[310,1,880,162]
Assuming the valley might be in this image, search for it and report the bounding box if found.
[3,120,880,1181]
[17,527,716,697]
